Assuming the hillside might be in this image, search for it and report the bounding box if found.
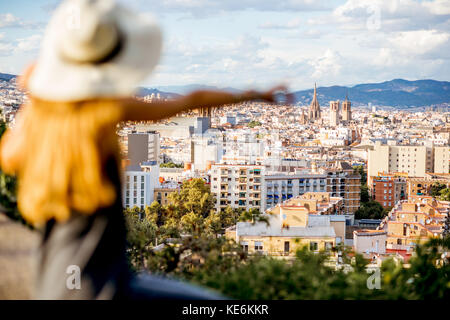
[294,79,450,107]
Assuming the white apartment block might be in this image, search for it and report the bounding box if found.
[211,164,265,212]
[368,142,450,183]
[434,146,450,174]
[368,142,434,183]
[210,164,329,213]
[123,162,160,209]
[265,173,328,211]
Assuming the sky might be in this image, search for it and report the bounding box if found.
[0,0,449,91]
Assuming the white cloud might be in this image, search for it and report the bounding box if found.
[332,0,450,32]
[423,0,450,15]
[134,0,331,18]
[0,13,23,28]
[14,34,42,53]
[258,18,301,30]
[309,49,342,79]
[388,29,449,56]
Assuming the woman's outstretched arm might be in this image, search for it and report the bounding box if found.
[120,86,290,122]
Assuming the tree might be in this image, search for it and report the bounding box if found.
[204,212,222,237]
[248,120,261,128]
[145,201,166,226]
[439,188,450,201]
[430,183,447,197]
[124,207,158,270]
[168,178,215,218]
[353,165,367,184]
[360,184,370,203]
[355,200,388,219]
[180,211,204,234]
[219,206,240,228]
[142,235,450,299]
[239,207,269,225]
[160,162,183,168]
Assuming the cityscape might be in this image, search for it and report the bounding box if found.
[0,0,449,306]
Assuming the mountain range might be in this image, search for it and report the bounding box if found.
[1,72,449,107]
[293,79,450,107]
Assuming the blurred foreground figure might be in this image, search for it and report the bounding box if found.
[0,0,288,299]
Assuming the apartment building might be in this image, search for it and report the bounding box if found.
[407,175,450,197]
[372,174,407,209]
[353,229,387,256]
[225,195,346,257]
[434,146,450,174]
[210,164,265,212]
[325,168,361,218]
[154,181,180,206]
[211,163,359,221]
[368,142,434,185]
[378,195,450,252]
[127,131,160,166]
[122,161,160,209]
[265,173,328,210]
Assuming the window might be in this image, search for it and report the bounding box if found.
[309,242,318,251]
[134,176,137,182]
[141,176,144,182]
[126,176,130,182]
[325,242,333,251]
[284,241,290,253]
[397,239,402,245]
[241,242,249,252]
[254,241,263,251]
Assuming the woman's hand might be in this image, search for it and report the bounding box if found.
[242,85,294,105]
[121,84,294,122]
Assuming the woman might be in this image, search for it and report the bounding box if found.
[0,0,289,299]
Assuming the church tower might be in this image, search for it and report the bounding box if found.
[329,100,340,126]
[308,83,321,121]
[342,93,351,122]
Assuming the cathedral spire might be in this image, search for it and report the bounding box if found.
[308,82,321,121]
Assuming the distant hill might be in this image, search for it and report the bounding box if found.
[0,72,180,99]
[1,72,448,107]
[294,79,450,107]
[136,87,181,99]
[0,73,16,81]
[156,84,243,95]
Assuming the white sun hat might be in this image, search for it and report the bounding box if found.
[28,0,163,101]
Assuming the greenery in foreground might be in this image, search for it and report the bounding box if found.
[0,114,26,224]
[126,178,450,299]
[126,221,450,299]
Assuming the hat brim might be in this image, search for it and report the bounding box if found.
[28,2,162,102]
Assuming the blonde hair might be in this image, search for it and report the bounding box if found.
[0,98,123,227]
